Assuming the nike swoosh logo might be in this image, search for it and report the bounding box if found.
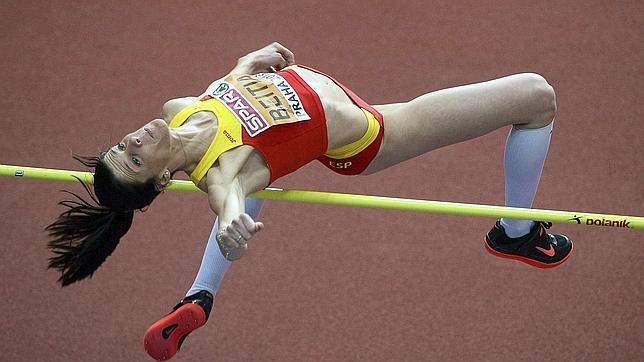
[535,245,555,257]
[162,324,179,339]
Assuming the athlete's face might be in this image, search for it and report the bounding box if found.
[103,119,172,185]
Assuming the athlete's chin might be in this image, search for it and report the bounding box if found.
[148,119,168,132]
[147,119,170,143]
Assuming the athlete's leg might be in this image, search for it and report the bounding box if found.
[144,198,265,361]
[499,122,553,237]
[186,197,264,296]
[367,73,556,172]
[367,73,556,239]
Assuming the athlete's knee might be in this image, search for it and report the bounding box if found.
[517,73,557,128]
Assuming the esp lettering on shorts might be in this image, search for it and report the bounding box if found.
[329,160,353,169]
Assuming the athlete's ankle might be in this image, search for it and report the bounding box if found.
[500,218,534,239]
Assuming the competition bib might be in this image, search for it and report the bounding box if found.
[205,73,310,137]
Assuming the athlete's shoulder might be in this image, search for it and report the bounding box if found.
[161,97,199,124]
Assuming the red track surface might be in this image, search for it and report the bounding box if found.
[1,1,642,361]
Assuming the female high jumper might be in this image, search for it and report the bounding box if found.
[45,42,572,361]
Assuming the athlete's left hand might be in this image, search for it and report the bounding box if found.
[231,42,295,74]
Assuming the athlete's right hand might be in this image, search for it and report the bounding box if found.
[216,213,264,261]
[231,42,295,74]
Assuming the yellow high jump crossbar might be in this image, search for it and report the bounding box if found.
[1,164,642,230]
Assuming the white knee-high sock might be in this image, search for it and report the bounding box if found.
[500,122,553,238]
[186,198,264,297]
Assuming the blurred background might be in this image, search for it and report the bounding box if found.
[0,1,642,360]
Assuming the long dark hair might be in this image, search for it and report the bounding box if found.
[46,152,161,286]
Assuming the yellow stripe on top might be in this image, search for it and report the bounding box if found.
[169,98,243,185]
[324,108,380,159]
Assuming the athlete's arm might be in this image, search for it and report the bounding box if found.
[206,166,264,261]
[161,42,293,123]
[229,42,295,75]
[200,42,295,98]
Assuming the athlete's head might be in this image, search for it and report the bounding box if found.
[46,119,175,286]
[103,119,174,188]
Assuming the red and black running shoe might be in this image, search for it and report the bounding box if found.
[484,220,573,268]
[144,290,213,361]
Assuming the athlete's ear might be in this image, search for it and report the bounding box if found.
[155,169,171,192]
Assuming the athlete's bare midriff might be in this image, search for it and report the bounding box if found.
[289,67,369,150]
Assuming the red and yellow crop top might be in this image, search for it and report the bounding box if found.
[169,67,329,185]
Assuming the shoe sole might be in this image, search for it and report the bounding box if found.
[143,303,206,361]
[483,238,573,269]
